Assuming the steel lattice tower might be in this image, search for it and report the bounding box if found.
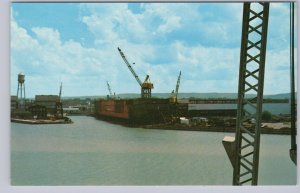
[233,2,270,185]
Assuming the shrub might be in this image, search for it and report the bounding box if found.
[262,110,272,121]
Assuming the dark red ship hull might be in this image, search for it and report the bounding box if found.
[95,98,179,125]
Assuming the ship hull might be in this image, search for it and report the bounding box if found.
[95,98,176,125]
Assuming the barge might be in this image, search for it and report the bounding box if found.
[94,97,290,127]
[11,117,73,124]
[94,98,184,125]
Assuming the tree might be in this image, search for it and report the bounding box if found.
[262,110,272,121]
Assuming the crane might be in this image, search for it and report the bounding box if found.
[170,71,181,103]
[106,81,113,97]
[106,81,117,99]
[117,47,153,98]
[175,71,181,102]
[56,82,63,118]
[59,82,62,102]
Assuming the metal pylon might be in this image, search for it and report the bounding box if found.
[233,2,269,185]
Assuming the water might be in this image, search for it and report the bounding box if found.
[11,116,296,185]
[263,103,290,115]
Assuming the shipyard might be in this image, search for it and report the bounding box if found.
[11,50,294,134]
[11,69,293,135]
[7,1,297,188]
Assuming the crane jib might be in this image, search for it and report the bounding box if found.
[117,47,143,86]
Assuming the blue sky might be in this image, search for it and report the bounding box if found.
[11,2,296,98]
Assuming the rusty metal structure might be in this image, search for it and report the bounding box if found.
[95,98,173,125]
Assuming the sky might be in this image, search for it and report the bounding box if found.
[10,2,297,98]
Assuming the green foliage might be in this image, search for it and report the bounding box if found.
[262,110,272,121]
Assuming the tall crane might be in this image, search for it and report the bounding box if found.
[56,82,63,118]
[106,81,113,97]
[59,82,62,102]
[170,71,181,103]
[117,47,153,98]
[175,71,181,102]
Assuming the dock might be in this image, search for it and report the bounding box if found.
[11,117,73,124]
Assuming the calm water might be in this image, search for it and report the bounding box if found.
[11,116,296,185]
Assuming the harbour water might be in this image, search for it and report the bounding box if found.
[11,116,296,185]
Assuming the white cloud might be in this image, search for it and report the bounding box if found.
[76,2,245,94]
[268,3,291,50]
[32,27,61,47]
[264,48,296,94]
[81,3,148,44]
[156,15,181,34]
[11,12,120,97]
[11,3,294,97]
[80,3,206,45]
[11,18,38,50]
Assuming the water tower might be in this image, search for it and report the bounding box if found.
[17,73,26,108]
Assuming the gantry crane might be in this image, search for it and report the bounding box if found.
[170,71,181,103]
[117,47,153,98]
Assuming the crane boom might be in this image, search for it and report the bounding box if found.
[117,47,143,86]
[117,47,153,98]
[175,71,181,99]
[106,81,113,96]
[59,82,62,102]
[169,71,181,103]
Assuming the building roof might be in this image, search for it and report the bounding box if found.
[35,95,60,102]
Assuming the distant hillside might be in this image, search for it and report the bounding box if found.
[264,93,294,99]
[108,92,295,99]
[62,92,296,100]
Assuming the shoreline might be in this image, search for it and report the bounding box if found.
[142,124,291,135]
[94,116,291,135]
[94,115,291,135]
[12,115,291,135]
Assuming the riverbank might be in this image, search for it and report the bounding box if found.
[142,123,291,135]
[93,115,291,135]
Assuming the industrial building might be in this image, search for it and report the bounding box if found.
[30,95,63,118]
[35,95,60,113]
[11,96,18,111]
[187,99,237,117]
